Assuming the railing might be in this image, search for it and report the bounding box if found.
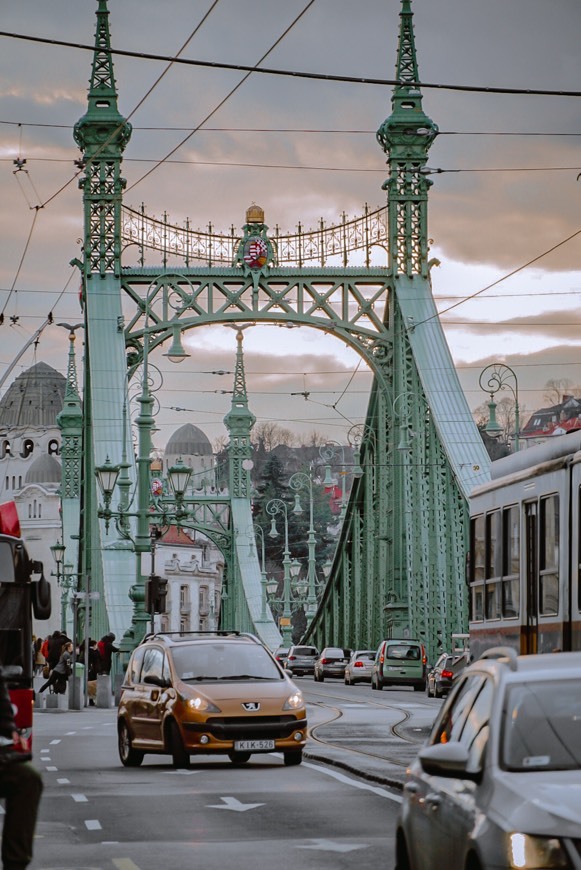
[121,203,388,268]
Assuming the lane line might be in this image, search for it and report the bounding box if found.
[85,820,102,830]
[45,766,57,771]
[50,739,61,745]
[72,794,88,803]
[57,778,70,785]
[113,859,141,870]
[302,759,403,803]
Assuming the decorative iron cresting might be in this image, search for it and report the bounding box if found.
[121,203,388,268]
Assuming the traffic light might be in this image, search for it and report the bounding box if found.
[146,575,168,613]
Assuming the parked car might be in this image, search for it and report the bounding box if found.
[426,651,470,698]
[395,648,581,870]
[285,645,319,677]
[313,647,352,681]
[273,646,289,668]
[371,638,427,692]
[344,649,376,685]
[117,631,307,768]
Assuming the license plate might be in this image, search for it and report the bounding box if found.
[234,740,275,751]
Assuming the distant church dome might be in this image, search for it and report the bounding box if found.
[25,454,62,485]
[165,423,212,457]
[0,363,65,428]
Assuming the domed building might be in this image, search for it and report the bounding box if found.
[0,362,66,636]
[154,422,224,634]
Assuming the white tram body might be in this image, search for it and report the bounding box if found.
[469,430,581,659]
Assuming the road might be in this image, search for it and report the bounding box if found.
[24,678,441,870]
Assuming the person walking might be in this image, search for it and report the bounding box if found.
[0,665,43,869]
[38,642,73,695]
[46,631,70,671]
[32,638,45,677]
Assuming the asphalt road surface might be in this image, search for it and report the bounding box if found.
[22,679,435,870]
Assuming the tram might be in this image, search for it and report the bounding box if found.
[468,430,581,659]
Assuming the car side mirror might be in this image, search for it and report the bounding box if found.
[143,674,170,689]
[418,743,480,781]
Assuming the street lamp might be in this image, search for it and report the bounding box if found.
[289,469,318,624]
[266,498,293,644]
[252,522,269,621]
[479,363,520,452]
[50,540,67,632]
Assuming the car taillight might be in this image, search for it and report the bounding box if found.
[421,645,427,665]
[288,656,296,660]
[321,658,330,664]
[440,670,454,679]
[354,661,364,668]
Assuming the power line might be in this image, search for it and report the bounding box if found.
[2,31,581,98]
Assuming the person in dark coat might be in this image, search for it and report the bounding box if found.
[38,642,73,695]
[46,631,70,670]
[97,633,118,675]
[0,666,43,869]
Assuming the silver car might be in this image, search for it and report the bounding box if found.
[344,649,376,685]
[396,648,581,870]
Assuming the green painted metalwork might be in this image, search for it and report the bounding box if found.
[69,0,491,663]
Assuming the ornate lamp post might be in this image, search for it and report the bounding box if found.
[266,498,293,644]
[49,539,67,632]
[252,521,269,621]
[289,469,318,623]
[479,363,520,451]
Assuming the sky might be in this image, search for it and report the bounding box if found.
[1,0,581,449]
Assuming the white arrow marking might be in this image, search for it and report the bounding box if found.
[297,839,368,853]
[206,796,265,812]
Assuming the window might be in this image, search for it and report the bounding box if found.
[48,439,60,456]
[539,495,559,616]
[485,511,501,620]
[432,674,486,749]
[502,505,520,619]
[179,585,189,610]
[456,677,494,772]
[471,515,485,582]
[140,648,164,683]
[199,586,209,615]
[20,439,34,458]
[128,647,146,684]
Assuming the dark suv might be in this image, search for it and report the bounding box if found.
[285,645,319,677]
[117,631,307,769]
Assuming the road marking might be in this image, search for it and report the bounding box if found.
[85,820,102,830]
[65,731,77,735]
[50,739,61,745]
[72,794,88,802]
[297,838,368,853]
[57,778,70,785]
[113,859,141,870]
[170,769,198,775]
[302,760,403,803]
[40,748,50,753]
[45,766,57,771]
[206,796,265,812]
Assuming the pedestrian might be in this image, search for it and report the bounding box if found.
[84,640,101,706]
[0,664,43,869]
[97,633,118,676]
[46,631,70,671]
[32,637,45,677]
[38,642,73,695]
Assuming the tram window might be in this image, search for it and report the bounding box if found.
[502,505,520,618]
[471,515,485,582]
[486,511,501,579]
[540,495,559,616]
[485,580,501,620]
[473,585,484,621]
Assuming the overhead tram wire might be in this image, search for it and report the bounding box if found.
[2,31,581,99]
[126,0,317,193]
[38,2,221,210]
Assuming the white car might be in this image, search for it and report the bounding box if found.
[396,648,581,870]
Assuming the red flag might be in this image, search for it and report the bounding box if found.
[0,501,21,537]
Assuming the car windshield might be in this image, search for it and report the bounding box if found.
[171,642,283,682]
[501,680,581,772]
[293,647,317,656]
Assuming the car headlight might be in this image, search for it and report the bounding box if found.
[185,695,221,713]
[283,690,304,711]
[509,833,569,868]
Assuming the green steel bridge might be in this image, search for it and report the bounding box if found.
[60,0,491,665]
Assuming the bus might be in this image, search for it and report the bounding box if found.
[468,430,581,659]
[0,501,51,750]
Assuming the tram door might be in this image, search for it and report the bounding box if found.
[523,502,538,654]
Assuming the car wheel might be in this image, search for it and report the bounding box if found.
[284,750,303,766]
[168,719,189,769]
[344,675,351,685]
[228,751,251,764]
[465,853,483,870]
[426,682,433,698]
[395,830,411,870]
[118,721,144,767]
[435,684,443,699]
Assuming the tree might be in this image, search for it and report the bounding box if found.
[543,378,578,406]
[251,422,297,451]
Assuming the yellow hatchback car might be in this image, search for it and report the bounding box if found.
[117,631,307,768]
